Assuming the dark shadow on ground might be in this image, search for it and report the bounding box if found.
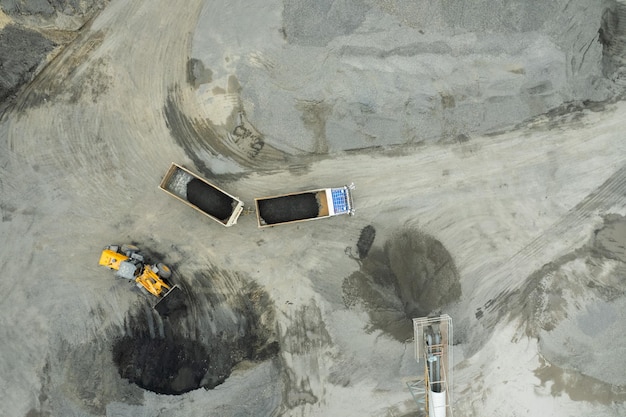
[343,226,461,341]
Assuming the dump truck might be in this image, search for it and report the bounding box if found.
[159,163,244,227]
[99,244,183,314]
[254,184,355,228]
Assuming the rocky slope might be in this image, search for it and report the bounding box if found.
[0,0,107,109]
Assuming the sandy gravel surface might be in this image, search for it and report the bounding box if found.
[0,1,625,417]
[190,0,621,154]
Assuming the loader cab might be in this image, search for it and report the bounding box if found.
[99,246,145,280]
[98,249,128,271]
[117,261,140,280]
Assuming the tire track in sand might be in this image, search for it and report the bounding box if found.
[475,163,626,318]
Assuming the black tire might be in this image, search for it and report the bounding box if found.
[156,263,172,279]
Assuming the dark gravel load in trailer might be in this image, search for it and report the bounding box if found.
[159,163,244,227]
[255,184,355,228]
[186,178,234,221]
[256,192,320,225]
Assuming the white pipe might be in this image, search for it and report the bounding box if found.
[428,390,446,417]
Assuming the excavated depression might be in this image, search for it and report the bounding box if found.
[111,270,279,395]
[113,331,209,395]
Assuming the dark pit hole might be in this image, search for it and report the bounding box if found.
[113,335,209,395]
[112,272,279,395]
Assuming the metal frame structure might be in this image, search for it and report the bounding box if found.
[407,315,454,417]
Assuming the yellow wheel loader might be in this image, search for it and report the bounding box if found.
[99,244,183,313]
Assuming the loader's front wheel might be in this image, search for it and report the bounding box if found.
[157,263,172,279]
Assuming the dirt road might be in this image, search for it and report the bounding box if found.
[1,1,625,416]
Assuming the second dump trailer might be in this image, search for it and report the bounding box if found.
[254,184,354,228]
[159,163,244,227]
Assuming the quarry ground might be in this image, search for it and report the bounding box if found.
[1,1,626,416]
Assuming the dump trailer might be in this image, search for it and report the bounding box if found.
[99,244,183,314]
[254,184,355,228]
[159,163,244,227]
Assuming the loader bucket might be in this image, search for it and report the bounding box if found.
[154,285,186,316]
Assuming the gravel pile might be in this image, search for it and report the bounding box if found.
[0,24,54,103]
